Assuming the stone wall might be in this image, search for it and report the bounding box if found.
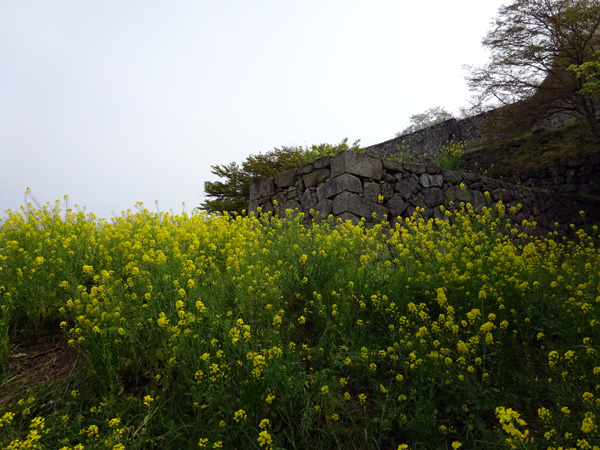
[362,107,599,198]
[362,108,581,163]
[249,151,600,233]
[361,111,495,162]
[519,154,600,195]
[462,152,600,196]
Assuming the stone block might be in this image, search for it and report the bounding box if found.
[363,181,381,203]
[514,211,527,224]
[492,188,512,203]
[298,163,314,175]
[275,168,297,188]
[406,204,431,218]
[455,187,472,203]
[336,212,361,225]
[332,191,388,218]
[419,173,443,188]
[403,163,426,174]
[313,156,331,169]
[303,169,331,188]
[441,170,463,184]
[382,159,403,172]
[282,199,302,213]
[249,177,275,201]
[521,204,532,219]
[444,186,457,204]
[433,207,445,221]
[395,176,421,196]
[273,192,286,214]
[381,183,394,202]
[482,179,496,191]
[300,189,318,209]
[330,151,383,180]
[387,193,408,217]
[409,196,426,209]
[463,172,481,182]
[317,173,362,201]
[260,202,274,214]
[314,199,333,216]
[421,188,444,208]
[522,190,536,205]
[536,212,550,230]
[472,190,486,209]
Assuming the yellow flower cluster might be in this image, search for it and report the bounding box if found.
[496,406,531,447]
[1,199,599,449]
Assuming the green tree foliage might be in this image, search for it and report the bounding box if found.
[466,0,600,136]
[199,139,362,214]
[569,49,600,96]
[198,162,250,214]
[395,106,453,137]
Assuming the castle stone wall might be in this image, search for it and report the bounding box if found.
[362,108,581,163]
[362,110,496,162]
[462,152,600,197]
[249,151,600,233]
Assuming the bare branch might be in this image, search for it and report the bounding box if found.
[466,0,600,133]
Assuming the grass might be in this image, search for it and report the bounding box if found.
[462,122,600,182]
[0,199,599,449]
[387,139,466,171]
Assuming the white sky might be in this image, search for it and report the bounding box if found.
[0,0,505,219]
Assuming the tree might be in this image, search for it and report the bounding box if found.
[199,162,251,214]
[199,139,362,214]
[569,49,600,96]
[466,0,600,136]
[396,107,453,137]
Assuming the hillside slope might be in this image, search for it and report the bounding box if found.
[462,123,600,199]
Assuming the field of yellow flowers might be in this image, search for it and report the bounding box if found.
[0,198,599,450]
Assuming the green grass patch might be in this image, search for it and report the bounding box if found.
[388,140,466,171]
[463,122,600,181]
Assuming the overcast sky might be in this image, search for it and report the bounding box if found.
[1,0,505,220]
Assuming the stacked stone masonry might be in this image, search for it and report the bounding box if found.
[457,142,600,198]
[249,151,600,233]
[462,153,600,197]
[518,154,600,195]
[362,109,584,163]
[362,113,489,161]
